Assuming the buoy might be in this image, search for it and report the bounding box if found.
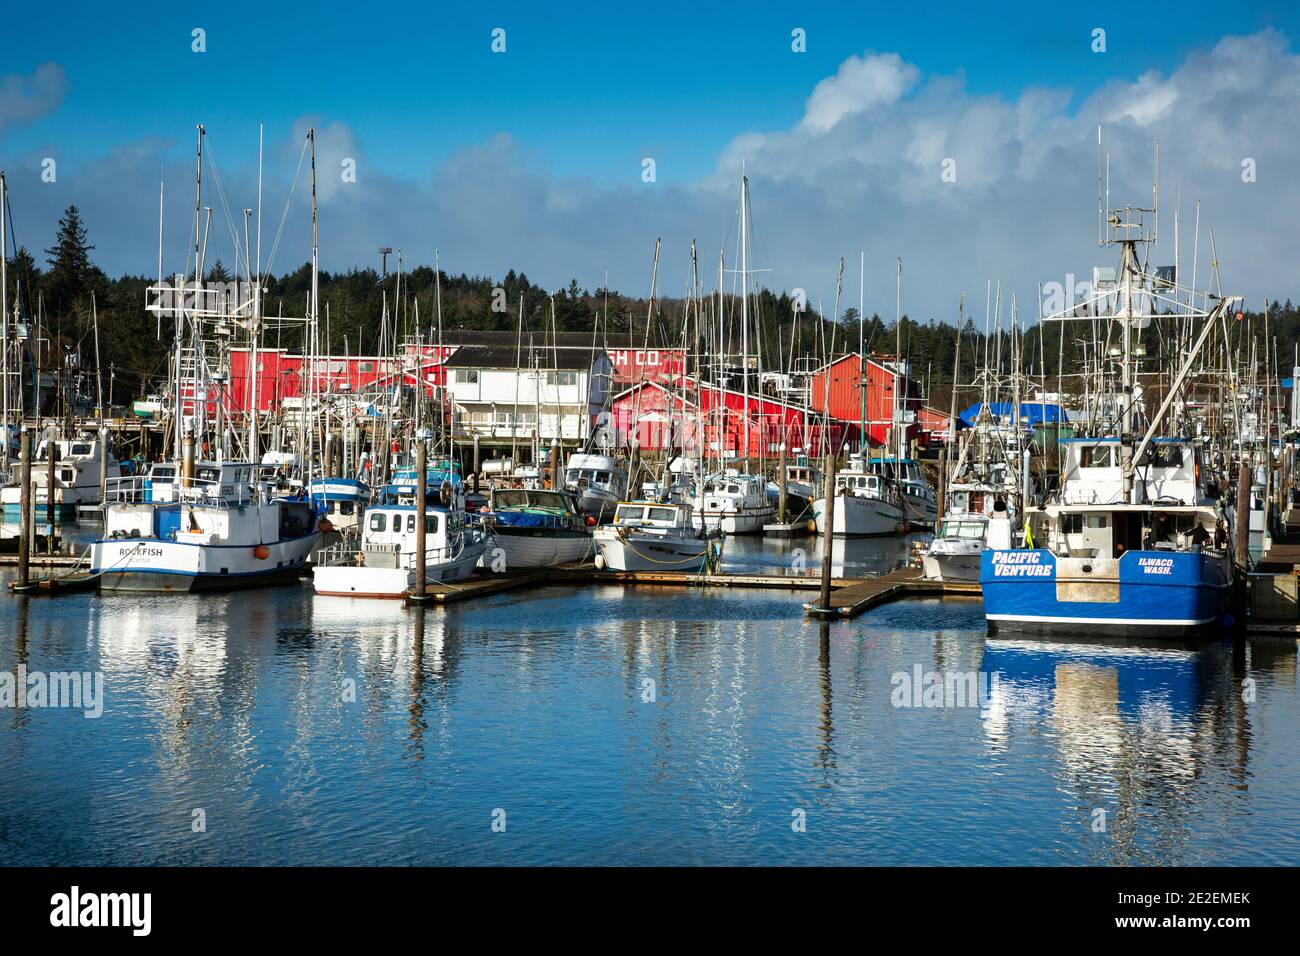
[254,545,270,560]
[439,481,453,506]
[318,518,334,533]
[594,553,606,570]
[585,515,597,527]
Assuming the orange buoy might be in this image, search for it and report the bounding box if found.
[254,545,271,560]
[318,518,334,533]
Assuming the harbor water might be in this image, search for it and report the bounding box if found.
[1,530,1297,866]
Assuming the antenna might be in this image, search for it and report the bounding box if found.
[1097,125,1103,246]
[1152,139,1160,246]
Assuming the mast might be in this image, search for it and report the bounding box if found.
[740,173,750,464]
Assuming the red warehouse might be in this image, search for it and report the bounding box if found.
[809,353,921,448]
[609,379,849,458]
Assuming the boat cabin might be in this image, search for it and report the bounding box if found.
[1029,504,1220,559]
[613,501,693,531]
[1059,437,1201,506]
[362,505,464,567]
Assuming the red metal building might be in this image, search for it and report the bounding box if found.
[609,379,849,458]
[808,353,921,448]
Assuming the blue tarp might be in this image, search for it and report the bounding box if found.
[959,401,1069,428]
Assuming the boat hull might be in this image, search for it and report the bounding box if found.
[980,548,1232,638]
[922,548,982,582]
[484,527,594,569]
[812,494,904,537]
[691,506,774,535]
[91,534,320,592]
[594,532,710,572]
[313,536,487,598]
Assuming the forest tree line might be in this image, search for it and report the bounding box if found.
[6,205,1297,411]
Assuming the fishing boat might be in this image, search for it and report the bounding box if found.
[1,434,120,521]
[866,457,938,527]
[981,191,1238,638]
[475,486,594,569]
[594,500,720,572]
[91,461,321,591]
[563,452,628,523]
[811,466,907,537]
[313,502,487,597]
[689,473,774,534]
[308,475,370,532]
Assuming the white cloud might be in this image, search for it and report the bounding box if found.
[800,51,920,133]
[7,31,1300,324]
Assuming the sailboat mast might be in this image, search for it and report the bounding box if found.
[739,174,751,464]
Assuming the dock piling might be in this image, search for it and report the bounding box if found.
[411,440,429,604]
[17,426,32,590]
[817,452,836,612]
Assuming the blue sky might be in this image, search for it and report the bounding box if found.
[1,1,1298,319]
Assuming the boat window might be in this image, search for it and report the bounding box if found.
[369,513,387,532]
[648,507,676,522]
[615,506,645,524]
[339,501,354,516]
[1148,445,1184,468]
[153,467,176,481]
[425,515,439,535]
[1084,514,1109,529]
[597,471,611,483]
[407,514,416,533]
[1061,513,1083,534]
[1081,446,1114,468]
[726,485,740,495]
[71,443,92,456]
[495,489,528,508]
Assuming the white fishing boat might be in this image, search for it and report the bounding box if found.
[91,461,321,591]
[563,452,629,523]
[812,468,907,537]
[923,512,995,582]
[476,486,594,569]
[689,473,774,534]
[865,456,938,527]
[594,500,720,572]
[313,503,488,598]
[2,435,120,521]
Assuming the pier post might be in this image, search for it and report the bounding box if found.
[817,452,837,611]
[411,440,429,603]
[548,439,560,491]
[777,440,787,523]
[1234,462,1251,579]
[17,426,32,590]
[45,426,55,555]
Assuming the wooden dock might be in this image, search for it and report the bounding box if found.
[805,567,981,618]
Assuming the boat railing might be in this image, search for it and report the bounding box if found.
[104,474,259,508]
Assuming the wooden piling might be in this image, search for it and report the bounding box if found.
[1234,462,1251,576]
[817,452,837,611]
[412,440,429,603]
[17,427,32,590]
[45,427,55,555]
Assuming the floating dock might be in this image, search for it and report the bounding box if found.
[804,567,980,618]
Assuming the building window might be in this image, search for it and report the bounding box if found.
[359,361,374,373]
[454,369,479,384]
[545,371,578,387]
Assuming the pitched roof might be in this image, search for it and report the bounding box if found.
[443,344,596,370]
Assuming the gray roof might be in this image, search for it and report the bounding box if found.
[443,344,598,370]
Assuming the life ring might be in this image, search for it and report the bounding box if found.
[439,481,453,506]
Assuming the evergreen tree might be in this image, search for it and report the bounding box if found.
[43,205,95,316]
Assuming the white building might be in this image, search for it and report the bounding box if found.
[444,340,612,449]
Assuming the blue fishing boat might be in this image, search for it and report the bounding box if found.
[980,195,1242,640]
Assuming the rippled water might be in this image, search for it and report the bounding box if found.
[1,532,1297,866]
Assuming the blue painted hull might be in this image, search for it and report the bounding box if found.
[980,549,1232,638]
